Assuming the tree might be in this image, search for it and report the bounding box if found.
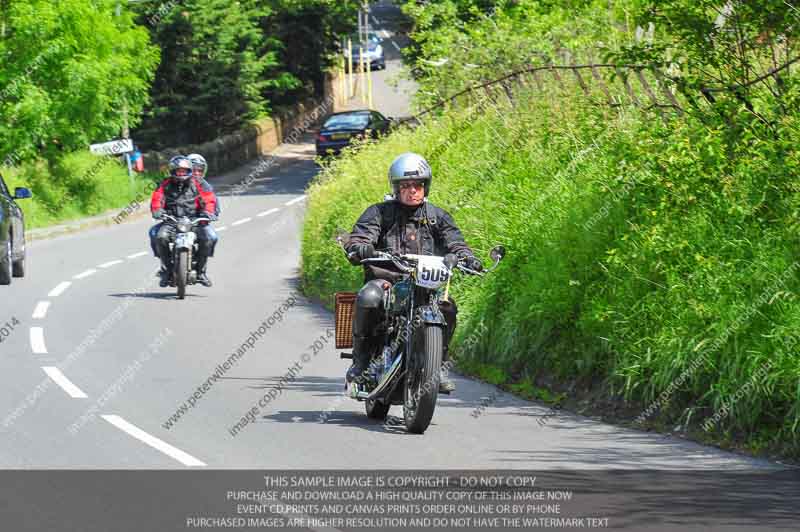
[0,0,159,165]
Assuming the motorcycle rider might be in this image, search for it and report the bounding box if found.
[150,155,218,288]
[343,152,483,393]
[187,153,222,219]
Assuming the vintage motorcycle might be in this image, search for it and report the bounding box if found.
[161,214,211,299]
[337,243,506,434]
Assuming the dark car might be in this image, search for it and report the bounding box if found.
[0,173,31,284]
[350,40,386,70]
[316,110,394,157]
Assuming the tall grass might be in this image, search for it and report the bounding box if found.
[301,78,800,458]
[2,152,158,229]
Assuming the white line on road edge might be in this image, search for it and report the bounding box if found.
[30,327,48,354]
[127,251,148,259]
[48,281,71,297]
[42,367,88,398]
[284,195,306,206]
[98,260,124,269]
[231,217,252,226]
[257,208,280,217]
[32,301,51,320]
[216,226,228,232]
[101,415,206,467]
[391,41,401,51]
[73,268,97,280]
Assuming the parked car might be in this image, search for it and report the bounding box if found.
[0,173,31,284]
[350,40,386,70]
[316,110,394,157]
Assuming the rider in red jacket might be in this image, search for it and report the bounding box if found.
[149,156,219,287]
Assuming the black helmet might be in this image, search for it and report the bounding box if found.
[168,155,192,181]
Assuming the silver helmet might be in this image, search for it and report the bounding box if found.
[187,153,207,178]
[388,152,432,196]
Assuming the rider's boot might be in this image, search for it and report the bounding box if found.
[346,336,375,384]
[195,255,212,287]
[158,258,172,287]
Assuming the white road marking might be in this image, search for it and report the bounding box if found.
[372,15,382,25]
[30,327,48,354]
[391,41,401,51]
[42,367,88,398]
[48,281,71,297]
[32,301,51,320]
[101,415,206,467]
[231,217,252,226]
[257,208,280,217]
[381,29,390,38]
[216,226,228,232]
[284,195,306,206]
[98,260,124,269]
[73,268,97,280]
[127,251,148,259]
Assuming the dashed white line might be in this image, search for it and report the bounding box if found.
[127,251,148,259]
[101,415,206,467]
[391,41,401,51]
[98,260,124,269]
[216,226,228,232]
[73,268,98,280]
[257,208,280,217]
[48,281,71,297]
[30,327,48,354]
[42,367,88,398]
[231,217,252,226]
[32,301,51,320]
[284,195,306,206]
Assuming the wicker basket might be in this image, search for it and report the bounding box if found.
[334,292,357,349]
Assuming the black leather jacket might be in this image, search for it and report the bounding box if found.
[345,199,475,282]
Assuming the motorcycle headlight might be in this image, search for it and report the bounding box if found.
[177,222,191,232]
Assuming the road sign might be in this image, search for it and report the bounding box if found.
[90,138,133,156]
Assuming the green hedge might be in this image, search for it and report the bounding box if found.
[301,82,800,458]
[2,151,159,229]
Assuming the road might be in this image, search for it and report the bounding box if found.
[0,1,795,530]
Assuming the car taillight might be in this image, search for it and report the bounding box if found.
[317,134,327,142]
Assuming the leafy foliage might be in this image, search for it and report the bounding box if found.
[133,0,359,148]
[0,0,159,164]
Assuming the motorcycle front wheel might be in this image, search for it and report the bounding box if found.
[403,325,443,434]
[176,249,188,299]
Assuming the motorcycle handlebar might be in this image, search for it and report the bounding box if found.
[161,214,212,225]
[360,252,487,276]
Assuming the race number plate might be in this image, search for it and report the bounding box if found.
[407,255,450,290]
[175,232,195,250]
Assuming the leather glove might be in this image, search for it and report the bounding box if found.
[152,209,165,220]
[352,243,376,261]
[462,255,483,272]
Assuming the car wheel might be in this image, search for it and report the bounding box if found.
[12,254,25,278]
[0,240,12,285]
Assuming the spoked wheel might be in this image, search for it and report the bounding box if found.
[365,398,391,420]
[175,250,188,299]
[0,239,12,285]
[403,325,443,434]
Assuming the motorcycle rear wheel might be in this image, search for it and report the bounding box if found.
[403,325,442,434]
[176,250,188,299]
